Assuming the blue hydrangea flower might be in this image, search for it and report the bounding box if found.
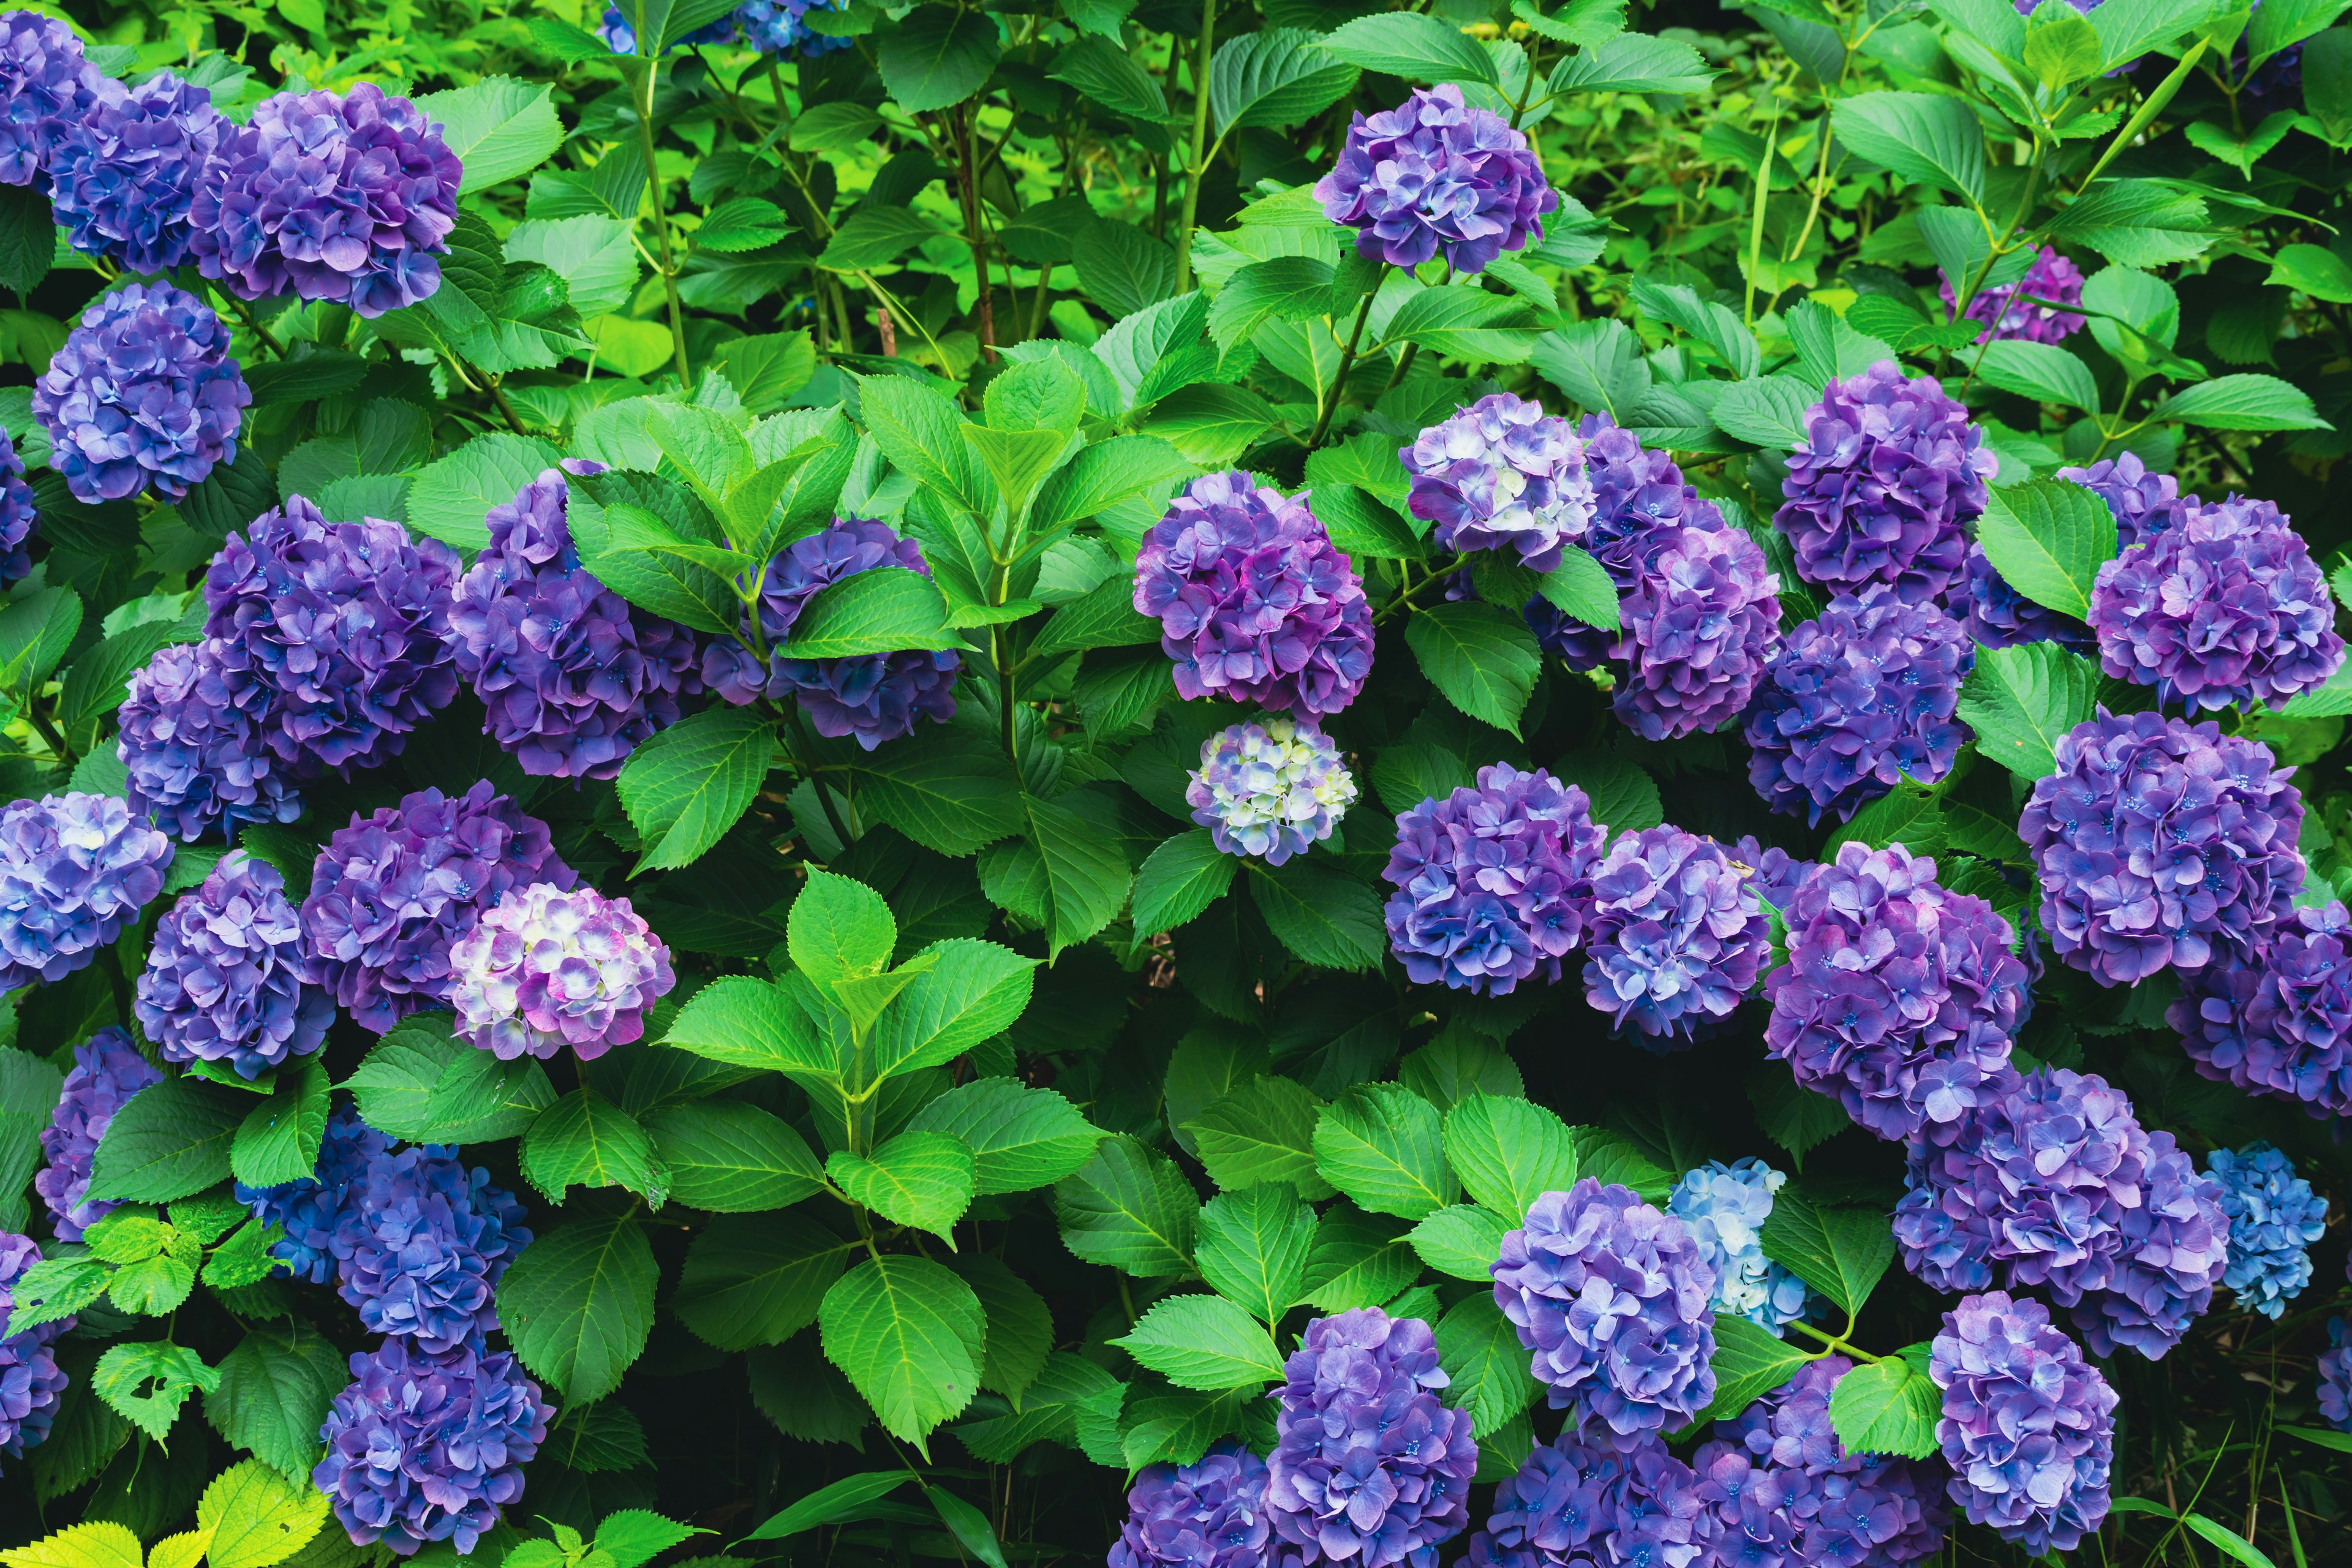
[1668,1159,1817,1333]
[238,1104,394,1284]
[1316,85,1556,274]
[0,792,174,995]
[2322,1319,2352,1433]
[1403,393,1596,572]
[1725,835,1811,914]
[116,636,305,843]
[1186,714,1355,866]
[2205,1143,2326,1320]
[0,1228,70,1466]
[1581,827,1771,1045]
[135,850,331,1081]
[1112,1442,1280,1568]
[0,421,36,589]
[33,282,249,503]
[2173,902,2352,1117]
[36,1030,162,1245]
[1929,1291,2116,1555]
[2059,451,2194,550]
[737,0,856,55]
[0,13,98,190]
[1467,1431,1714,1568]
[50,69,228,273]
[598,4,739,51]
[330,1143,531,1352]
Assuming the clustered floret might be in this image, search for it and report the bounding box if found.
[1940,245,2087,345]
[1491,1178,1717,1446]
[50,70,228,272]
[1929,1291,2117,1555]
[33,281,250,503]
[2204,1142,2327,1319]
[1667,1159,1815,1332]
[447,883,674,1061]
[1725,835,1811,914]
[0,12,97,189]
[330,1143,532,1352]
[0,792,173,994]
[134,850,331,1080]
[1314,85,1556,275]
[1111,1442,1283,1568]
[1134,472,1374,717]
[116,637,305,842]
[1403,393,1596,571]
[2321,1319,2352,1434]
[0,1229,70,1466]
[1611,522,1782,742]
[2059,451,2195,551]
[1382,764,1605,995]
[238,1103,394,1284]
[1580,827,1770,1044]
[1961,541,2095,654]
[0,428,31,589]
[1466,1430,1712,1568]
[1186,714,1356,866]
[736,0,856,56]
[2172,900,2352,1115]
[1765,843,2027,1141]
[36,1029,162,1245]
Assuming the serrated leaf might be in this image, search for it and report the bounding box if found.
[819,1254,986,1450]
[1112,1293,1285,1389]
[905,1078,1104,1195]
[498,1212,659,1403]
[1185,1076,1332,1199]
[1442,1093,1577,1221]
[520,1089,668,1205]
[1974,478,2117,620]
[1826,1357,1941,1460]
[674,1212,853,1351]
[1313,1083,1458,1221]
[203,1325,347,1481]
[88,1076,241,1205]
[1054,1136,1199,1276]
[197,1458,331,1568]
[1409,1204,1511,1281]
[828,1131,976,1242]
[92,1341,219,1442]
[1244,858,1386,971]
[1406,601,1541,736]
[1436,1292,1540,1438]
[1758,1189,1895,1317]
[1954,641,2100,781]
[1133,829,1240,937]
[1194,1184,1316,1325]
[617,706,778,872]
[645,1101,826,1212]
[1697,1314,1814,1425]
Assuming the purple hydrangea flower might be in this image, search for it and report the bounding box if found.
[0,792,174,994]
[330,1144,530,1352]
[1940,245,2087,345]
[33,282,249,504]
[1382,764,1606,995]
[135,850,331,1081]
[1611,522,1782,742]
[597,4,739,51]
[2088,494,2345,714]
[1742,587,1975,827]
[2321,1319,2352,1433]
[237,1103,394,1284]
[1466,1431,1714,1568]
[204,497,462,777]
[1403,393,1596,572]
[447,883,674,1062]
[1764,843,2028,1142]
[1314,85,1556,275]
[2172,902,2352,1115]
[1581,827,1771,1044]
[737,0,856,56]
[2205,1142,2326,1320]
[702,516,960,748]
[0,12,98,189]
[302,782,575,1035]
[2020,711,2304,985]
[36,1030,162,1245]
[0,1229,70,1465]
[0,426,30,588]
[1491,1178,1717,1447]
[1774,361,1991,603]
[1725,835,1811,914]
[1186,714,1357,866]
[2059,451,2195,550]
[1266,1308,1478,1568]
[50,70,229,273]
[314,1338,549,1556]
[1668,1159,1817,1333]
[192,83,461,317]
[1962,541,2095,654]
[1133,473,1374,717]
[1112,1442,1283,1568]
[116,636,305,843]
[1929,1291,2116,1555]
[448,467,700,779]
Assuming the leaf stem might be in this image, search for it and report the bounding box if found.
[1173,0,1216,295]
[1785,1316,1884,1365]
[628,48,695,391]
[1306,290,1378,450]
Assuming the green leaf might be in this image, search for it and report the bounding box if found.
[1955,641,2101,780]
[1411,1203,1512,1280]
[2279,1424,2352,1453]
[1119,1387,1253,1470]
[1186,1075,1333,1199]
[1830,91,1986,202]
[1975,477,2117,619]
[1211,28,1360,132]
[520,1090,668,1205]
[1021,794,1134,956]
[674,1212,852,1351]
[88,1076,244,1205]
[592,1513,703,1568]
[1139,382,1281,466]
[948,1253,1054,1401]
[0,1524,143,1568]
[1030,434,1195,536]
[58,620,193,748]
[1,1046,66,1233]
[1113,1293,1286,1389]
[617,706,778,873]
[1826,1357,1941,1460]
[876,6,1003,112]
[790,867,897,989]
[416,77,560,194]
[1132,830,1239,937]
[407,432,563,552]
[1556,748,1664,834]
[1194,1184,1316,1325]
[783,567,960,657]
[1758,1189,1896,1316]
[228,1059,330,1189]
[203,1326,346,1482]
[906,1078,1104,1195]
[1442,1092,1577,1222]
[1747,1063,1851,1169]
[1314,1083,1458,1221]
[498,1211,660,1403]
[1324,11,1502,83]
[828,1130,976,1242]
[505,214,638,319]
[1435,1293,1540,1438]
[92,1342,218,1443]
[2153,373,2331,431]
[1529,544,1619,632]
[2045,179,2215,267]
[1547,30,1716,92]
[1299,1202,1420,1310]
[1,1257,110,1340]
[1055,1134,1200,1275]
[851,725,1026,856]
[1244,859,1387,972]
[1976,340,2101,413]
[962,425,1070,517]
[197,1458,330,1568]
[818,206,943,273]
[2267,241,2352,303]
[742,1473,916,1542]
[343,1012,557,1142]
[696,197,793,253]
[1406,601,1542,737]
[859,375,990,515]
[1073,221,1180,320]
[1379,284,1544,362]
[644,1101,825,1212]
[0,586,83,695]
[1048,34,1170,118]
[819,1254,986,1449]
[870,938,1038,1082]
[2184,1513,2281,1568]
[1699,1315,1816,1423]
[0,184,51,297]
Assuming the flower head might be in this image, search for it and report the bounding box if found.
[2059,451,2195,551]
[1725,836,1811,914]
[2321,1319,2352,1433]
[0,13,98,189]
[597,4,738,50]
[0,426,30,588]
[1928,1291,2116,1555]
[330,1144,530,1352]
[1961,541,2095,654]
[1314,85,1555,274]
[1187,714,1356,866]
[1581,828,1771,1044]
[50,70,228,272]
[1112,1442,1283,1568]
[116,636,305,843]
[2204,1143,2326,1320]
[36,1029,162,1244]
[135,850,331,1080]
[2172,902,2352,1115]
[738,0,857,58]
[1403,393,1596,572]
[236,1102,395,1284]
[1466,1431,1714,1568]
[1668,1159,1817,1333]
[0,1229,70,1464]
[448,883,674,1061]
[1612,523,1782,742]
[33,282,249,503]
[1940,246,2087,345]
[0,792,173,994]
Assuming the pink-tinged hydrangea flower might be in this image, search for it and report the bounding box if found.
[1134,472,1374,717]
[301,782,575,1034]
[0,426,31,588]
[1466,1431,1715,1568]
[2172,902,2352,1115]
[2088,494,2344,714]
[1940,246,2087,344]
[1929,1291,2116,1555]
[1611,522,1781,742]
[33,282,250,503]
[0,792,174,994]
[192,82,461,316]
[1668,1159,1817,1333]
[1266,1308,1478,1568]
[1774,361,1991,603]
[35,1029,162,1244]
[2205,1142,2326,1321]
[447,883,674,1061]
[1186,714,1355,866]
[50,70,228,273]
[236,1102,393,1284]
[0,1229,69,1466]
[448,467,700,778]
[1581,827,1770,1045]
[0,12,97,189]
[330,1143,530,1352]
[1725,835,1811,914]
[1764,843,2028,1142]
[203,497,462,777]
[701,516,959,748]
[2321,1319,2352,1433]
[2019,711,2304,986]
[1382,764,1606,995]
[1491,1178,1718,1447]
[1961,541,2094,654]
[135,850,331,1081]
[2059,451,2195,551]
[1314,85,1556,275]
[1403,393,1596,572]
[1742,587,1975,827]
[313,1338,548,1556]
[1112,1442,1287,1568]
[1893,1066,2230,1359]
[116,637,304,843]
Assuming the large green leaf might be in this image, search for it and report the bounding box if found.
[1194,1184,1316,1325]
[1210,28,1360,132]
[876,6,1003,112]
[1112,1293,1286,1389]
[1826,1357,1941,1459]
[1323,12,1502,83]
[907,1078,1105,1195]
[499,1212,659,1403]
[344,1016,557,1142]
[88,1076,244,1204]
[616,706,778,872]
[827,1131,976,1242]
[950,1253,1055,1401]
[1698,1314,1815,1424]
[1406,601,1542,737]
[1974,478,2117,619]
[674,1212,854,1351]
[659,974,834,1080]
[519,1090,668,1205]
[2153,372,2331,430]
[1022,794,1134,956]
[1441,1093,1578,1222]
[203,1326,347,1482]
[1976,341,2101,414]
[417,77,562,194]
[1299,1203,1421,1311]
[1954,641,2100,780]
[1245,859,1386,971]
[818,1254,987,1449]
[1313,1083,1458,1221]
[869,939,1038,1080]
[782,567,960,658]
[644,1101,826,1212]
[228,1060,330,1189]
[1410,1204,1512,1281]
[1758,1188,1896,1317]
[1830,91,1987,202]
[1435,1294,1540,1439]
[851,726,1026,856]
[1132,829,1240,937]
[0,1047,64,1232]
[1054,1135,1200,1276]
[1185,1076,1333,1199]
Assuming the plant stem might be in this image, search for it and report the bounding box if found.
[956,104,998,361]
[1306,290,1378,449]
[1173,0,1216,294]
[210,284,285,358]
[1785,1317,1884,1364]
[631,58,695,390]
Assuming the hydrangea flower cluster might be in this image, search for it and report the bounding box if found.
[1929,1291,2117,1555]
[1893,1066,2231,1359]
[1667,1159,1816,1332]
[2088,494,2344,714]
[1134,472,1374,717]
[597,3,740,51]
[238,1104,393,1284]
[1611,522,1782,742]
[116,637,305,842]
[737,0,856,56]
[447,467,700,778]
[1725,835,1810,914]
[33,282,250,503]
[204,497,462,777]
[2204,1143,2327,1319]
[1382,765,1605,995]
[1466,1431,1712,1568]
[703,517,960,748]
[192,82,461,317]
[1743,587,1975,826]
[1402,393,1596,571]
[2059,451,2195,550]
[1774,361,1992,603]
[0,428,31,589]
[0,12,97,189]
[36,1030,162,1245]
[1962,541,2095,654]
[1314,85,1556,274]
[1940,245,2087,344]
[2322,1319,2352,1433]
[1491,1178,1717,1446]
[1580,827,1771,1044]
[134,851,331,1081]
[1186,714,1356,865]
[331,1143,532,1352]
[0,1229,70,1465]
[1110,1442,1280,1568]
[302,782,575,1033]
[313,1338,549,1556]
[0,791,173,993]
[447,883,674,1062]
[2172,901,2352,1115]
[2019,711,2304,986]
[50,70,228,272]
[1765,843,2028,1142]
[1265,1308,1477,1567]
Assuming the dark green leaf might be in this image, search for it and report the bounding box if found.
[499,1211,660,1403]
